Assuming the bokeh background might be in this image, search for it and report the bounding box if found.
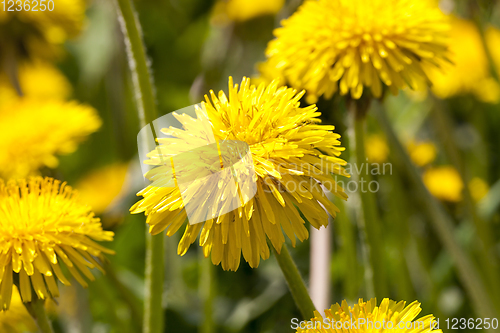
[1,0,500,332]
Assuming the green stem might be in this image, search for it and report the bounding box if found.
[348,102,388,299]
[199,254,215,333]
[115,0,158,127]
[272,243,317,319]
[374,103,498,322]
[24,298,54,333]
[144,233,165,333]
[114,0,164,332]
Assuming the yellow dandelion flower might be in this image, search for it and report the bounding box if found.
[131,77,348,271]
[423,166,463,202]
[0,177,114,310]
[262,0,449,102]
[297,298,441,332]
[0,0,86,59]
[469,177,489,202]
[0,98,101,179]
[0,287,36,332]
[365,134,389,163]
[0,61,72,104]
[429,17,500,103]
[212,0,285,24]
[76,163,130,215]
[408,141,437,167]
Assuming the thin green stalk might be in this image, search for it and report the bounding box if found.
[271,243,317,319]
[115,0,158,128]
[24,298,54,333]
[374,103,498,322]
[114,0,164,332]
[348,102,388,299]
[144,233,165,333]
[199,254,215,333]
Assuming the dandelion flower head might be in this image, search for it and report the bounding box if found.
[0,177,114,310]
[131,77,348,271]
[0,99,101,179]
[0,61,72,104]
[0,0,86,59]
[423,166,463,202]
[297,298,442,332]
[429,17,500,103]
[263,0,449,102]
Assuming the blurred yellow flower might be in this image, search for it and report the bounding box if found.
[469,177,489,202]
[0,287,36,332]
[76,163,130,215]
[296,298,441,332]
[0,0,86,59]
[212,0,285,24]
[0,98,101,179]
[429,17,500,103]
[0,177,114,310]
[408,141,437,167]
[365,134,389,163]
[486,27,500,73]
[132,77,348,271]
[262,0,449,102]
[423,166,463,202]
[0,61,71,104]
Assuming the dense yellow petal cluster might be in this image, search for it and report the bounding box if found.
[423,166,463,202]
[212,0,285,24]
[132,77,348,271]
[0,0,86,59]
[0,99,101,179]
[262,0,449,102]
[297,298,441,332]
[0,177,114,310]
[0,287,36,332]
[429,17,500,103]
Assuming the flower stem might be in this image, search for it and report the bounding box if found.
[144,233,165,333]
[374,103,498,321]
[348,102,388,299]
[24,298,54,333]
[199,253,215,333]
[115,0,158,127]
[114,0,164,332]
[271,243,317,319]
